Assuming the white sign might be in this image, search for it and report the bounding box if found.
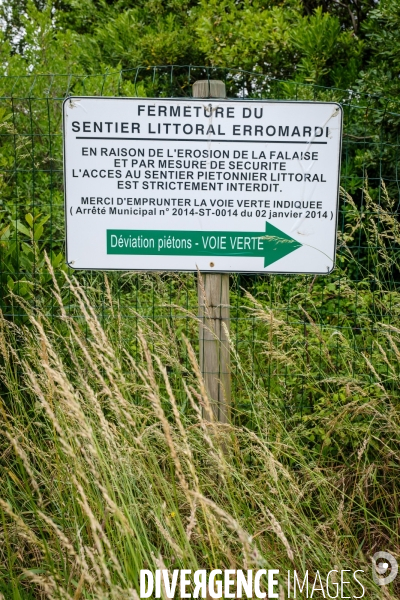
[63,97,342,273]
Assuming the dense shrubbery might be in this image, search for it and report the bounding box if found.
[0,0,398,94]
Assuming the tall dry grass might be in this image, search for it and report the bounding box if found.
[0,187,399,598]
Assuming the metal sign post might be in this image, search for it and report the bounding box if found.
[193,81,230,423]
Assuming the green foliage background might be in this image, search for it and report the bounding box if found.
[0,0,399,93]
[1,0,399,428]
[0,1,400,598]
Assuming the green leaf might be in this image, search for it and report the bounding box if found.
[33,215,50,241]
[16,220,31,237]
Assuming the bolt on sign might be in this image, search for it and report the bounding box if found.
[63,97,342,273]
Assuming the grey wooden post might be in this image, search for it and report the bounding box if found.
[193,80,231,423]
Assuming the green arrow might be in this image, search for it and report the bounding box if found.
[107,222,301,268]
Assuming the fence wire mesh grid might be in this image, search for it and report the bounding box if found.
[1,65,399,420]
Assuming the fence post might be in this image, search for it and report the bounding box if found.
[193,80,231,424]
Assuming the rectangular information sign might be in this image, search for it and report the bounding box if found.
[63,97,342,273]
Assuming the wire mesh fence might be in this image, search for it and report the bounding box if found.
[1,65,400,420]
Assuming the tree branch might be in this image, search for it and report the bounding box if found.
[332,0,358,32]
